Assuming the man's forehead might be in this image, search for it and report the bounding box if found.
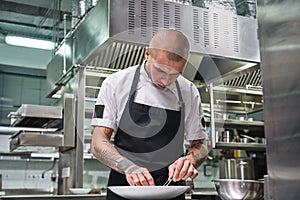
[152,62,181,74]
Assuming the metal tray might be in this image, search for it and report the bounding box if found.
[9,104,63,128]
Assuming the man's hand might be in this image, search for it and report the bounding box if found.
[92,126,155,186]
[167,139,208,182]
[125,165,155,186]
[168,157,199,182]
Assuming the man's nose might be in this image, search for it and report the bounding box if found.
[161,77,171,86]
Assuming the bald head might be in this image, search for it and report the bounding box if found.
[149,29,190,61]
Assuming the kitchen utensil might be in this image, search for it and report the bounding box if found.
[163,179,172,186]
[212,179,264,200]
[240,134,256,142]
[219,158,255,180]
[108,186,189,200]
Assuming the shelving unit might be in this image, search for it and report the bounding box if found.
[208,83,265,151]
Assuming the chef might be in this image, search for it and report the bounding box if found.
[91,29,208,200]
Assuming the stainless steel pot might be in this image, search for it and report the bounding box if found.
[219,158,255,180]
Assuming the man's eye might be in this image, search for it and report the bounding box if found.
[170,74,179,78]
[155,67,165,73]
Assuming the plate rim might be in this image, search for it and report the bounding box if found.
[108,185,189,199]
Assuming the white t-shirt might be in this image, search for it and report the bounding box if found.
[91,62,207,141]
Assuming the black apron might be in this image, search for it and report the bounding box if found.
[107,65,186,200]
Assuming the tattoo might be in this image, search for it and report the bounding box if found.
[92,127,138,174]
[117,159,136,173]
[93,145,120,169]
[125,165,140,174]
[187,139,208,168]
[103,127,113,135]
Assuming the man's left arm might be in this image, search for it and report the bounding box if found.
[168,138,208,181]
[186,138,208,168]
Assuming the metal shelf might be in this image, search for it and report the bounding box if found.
[214,118,263,131]
[206,118,264,131]
[215,142,266,151]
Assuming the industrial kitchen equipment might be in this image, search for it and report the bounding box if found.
[38,0,262,196]
[8,94,76,152]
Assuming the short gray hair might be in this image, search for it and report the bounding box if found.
[149,29,190,61]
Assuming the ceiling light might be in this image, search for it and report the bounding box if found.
[5,35,55,50]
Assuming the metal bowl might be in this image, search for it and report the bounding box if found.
[212,179,264,200]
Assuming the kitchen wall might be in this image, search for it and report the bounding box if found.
[0,157,218,193]
[0,42,54,126]
[0,72,55,125]
[0,158,110,192]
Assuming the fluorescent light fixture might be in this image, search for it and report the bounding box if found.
[5,35,55,50]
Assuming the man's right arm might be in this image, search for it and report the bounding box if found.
[91,126,155,186]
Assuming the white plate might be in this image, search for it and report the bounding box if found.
[108,186,189,199]
[69,188,91,195]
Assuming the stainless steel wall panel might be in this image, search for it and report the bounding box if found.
[258,0,300,199]
[63,94,76,147]
[73,0,109,65]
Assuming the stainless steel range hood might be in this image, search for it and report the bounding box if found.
[46,0,261,98]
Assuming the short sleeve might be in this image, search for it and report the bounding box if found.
[91,75,118,131]
[185,83,207,141]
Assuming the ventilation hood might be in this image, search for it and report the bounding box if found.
[47,0,260,96]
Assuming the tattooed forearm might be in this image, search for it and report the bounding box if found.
[117,159,137,173]
[93,145,120,170]
[91,126,137,174]
[186,139,208,168]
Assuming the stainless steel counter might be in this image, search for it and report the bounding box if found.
[0,190,219,200]
[0,194,105,200]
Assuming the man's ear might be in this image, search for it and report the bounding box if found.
[145,47,150,60]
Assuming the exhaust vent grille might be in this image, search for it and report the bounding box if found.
[213,13,219,48]
[163,2,170,29]
[232,16,239,52]
[224,17,230,49]
[174,5,181,30]
[152,0,159,34]
[203,11,209,47]
[141,0,147,37]
[88,42,145,70]
[192,8,200,45]
[128,0,135,34]
[224,69,262,88]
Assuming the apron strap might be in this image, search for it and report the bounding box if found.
[128,65,141,102]
[175,80,185,139]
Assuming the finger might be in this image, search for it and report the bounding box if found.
[173,158,185,181]
[190,168,199,179]
[168,163,176,180]
[182,164,195,180]
[138,173,149,186]
[143,171,155,186]
[179,159,192,179]
[131,174,142,186]
[125,174,135,186]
